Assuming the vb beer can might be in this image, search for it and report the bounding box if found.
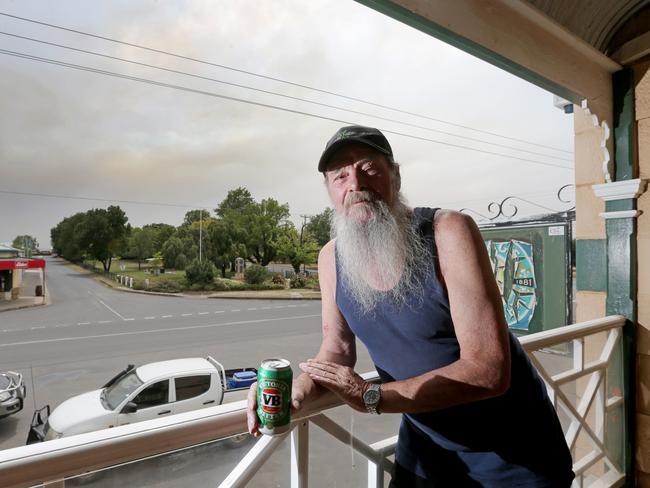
[257,358,292,436]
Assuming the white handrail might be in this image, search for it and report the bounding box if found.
[0,315,627,488]
[518,315,625,351]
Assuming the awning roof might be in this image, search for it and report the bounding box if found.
[0,259,46,270]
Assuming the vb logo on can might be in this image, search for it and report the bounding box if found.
[261,386,282,413]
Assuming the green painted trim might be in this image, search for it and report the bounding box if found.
[613,69,636,181]
[576,239,607,291]
[606,199,635,212]
[609,69,637,486]
[354,0,583,104]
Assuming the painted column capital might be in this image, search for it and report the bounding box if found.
[592,179,647,219]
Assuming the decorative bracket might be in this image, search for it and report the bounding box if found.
[580,100,612,183]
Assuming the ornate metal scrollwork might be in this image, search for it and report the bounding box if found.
[460,184,575,221]
[557,184,576,211]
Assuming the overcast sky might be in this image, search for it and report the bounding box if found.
[0,0,574,249]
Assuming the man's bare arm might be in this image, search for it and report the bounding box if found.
[377,210,511,413]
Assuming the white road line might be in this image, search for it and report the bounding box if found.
[231,309,240,312]
[98,320,112,324]
[182,313,192,317]
[78,322,90,325]
[260,307,271,310]
[198,312,209,315]
[125,318,135,321]
[214,311,224,314]
[0,314,321,347]
[31,326,45,330]
[162,315,172,318]
[144,316,156,320]
[247,308,257,311]
[89,292,128,321]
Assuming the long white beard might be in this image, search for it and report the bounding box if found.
[332,192,431,315]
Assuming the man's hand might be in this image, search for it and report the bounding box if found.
[299,359,368,412]
[246,375,321,437]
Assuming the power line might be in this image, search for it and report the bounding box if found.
[0,11,573,155]
[0,31,572,163]
[0,48,574,171]
[1,187,574,219]
[0,189,211,209]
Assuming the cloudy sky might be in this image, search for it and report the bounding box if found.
[0,0,574,249]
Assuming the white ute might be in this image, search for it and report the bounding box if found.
[27,356,256,443]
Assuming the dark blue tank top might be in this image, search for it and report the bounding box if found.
[336,208,574,487]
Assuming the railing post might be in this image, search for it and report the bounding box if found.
[367,458,383,488]
[291,420,309,488]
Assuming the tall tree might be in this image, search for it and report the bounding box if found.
[142,223,175,253]
[128,227,154,270]
[12,235,39,257]
[76,206,129,272]
[162,236,184,269]
[305,207,333,247]
[215,187,254,217]
[277,225,319,273]
[51,212,86,261]
[243,198,291,266]
[183,209,211,227]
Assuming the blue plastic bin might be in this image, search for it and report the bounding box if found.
[231,371,256,388]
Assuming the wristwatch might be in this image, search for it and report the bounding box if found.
[363,383,381,415]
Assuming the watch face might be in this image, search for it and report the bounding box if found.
[364,387,380,405]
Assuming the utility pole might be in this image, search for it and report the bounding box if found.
[199,209,203,262]
[299,215,311,273]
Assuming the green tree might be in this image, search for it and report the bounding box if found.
[305,208,333,247]
[149,251,163,272]
[77,206,129,272]
[205,220,234,278]
[183,209,211,227]
[162,236,184,269]
[277,225,319,273]
[215,187,254,217]
[143,223,176,253]
[128,227,154,270]
[215,188,254,271]
[51,212,86,261]
[12,235,39,257]
[244,198,291,266]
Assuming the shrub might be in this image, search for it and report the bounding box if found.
[149,279,182,293]
[244,264,269,285]
[290,273,307,289]
[185,258,215,285]
[271,273,285,285]
[305,274,320,290]
[175,253,188,270]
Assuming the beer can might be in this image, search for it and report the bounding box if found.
[257,358,292,436]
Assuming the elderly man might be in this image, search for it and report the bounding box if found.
[248,126,574,487]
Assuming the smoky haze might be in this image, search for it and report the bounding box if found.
[0,0,574,249]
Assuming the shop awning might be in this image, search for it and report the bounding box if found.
[0,259,46,270]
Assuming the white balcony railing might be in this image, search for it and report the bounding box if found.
[0,315,627,488]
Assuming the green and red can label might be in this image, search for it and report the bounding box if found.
[257,358,292,435]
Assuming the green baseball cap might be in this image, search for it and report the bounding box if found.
[318,125,393,172]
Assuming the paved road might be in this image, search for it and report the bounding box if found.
[0,258,399,487]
